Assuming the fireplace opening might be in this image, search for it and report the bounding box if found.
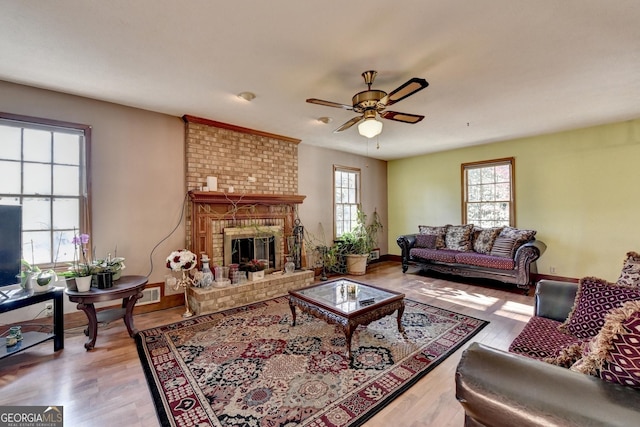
[230,237,276,269]
[223,226,283,270]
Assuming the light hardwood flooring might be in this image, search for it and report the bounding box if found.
[0,261,534,426]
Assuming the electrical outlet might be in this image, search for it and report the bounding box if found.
[44,302,53,317]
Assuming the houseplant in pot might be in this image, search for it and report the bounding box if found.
[337,208,383,276]
[70,232,94,292]
[241,259,267,281]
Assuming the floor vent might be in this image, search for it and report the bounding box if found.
[138,287,161,306]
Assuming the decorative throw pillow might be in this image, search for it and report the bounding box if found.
[489,237,516,258]
[543,341,588,368]
[415,233,438,249]
[418,225,449,249]
[570,300,640,388]
[559,276,640,339]
[473,227,504,254]
[445,224,473,251]
[498,226,536,253]
[617,251,640,287]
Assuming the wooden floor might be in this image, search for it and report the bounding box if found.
[0,261,534,426]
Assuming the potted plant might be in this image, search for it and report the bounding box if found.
[69,232,95,291]
[337,208,383,276]
[95,255,126,281]
[241,259,267,281]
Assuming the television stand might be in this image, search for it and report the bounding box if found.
[0,287,64,359]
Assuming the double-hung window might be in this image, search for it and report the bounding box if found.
[462,157,514,227]
[0,113,91,268]
[334,166,360,238]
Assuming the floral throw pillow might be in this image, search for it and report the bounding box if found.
[571,300,640,388]
[445,224,473,251]
[418,225,449,249]
[559,276,640,339]
[473,227,504,254]
[616,251,640,287]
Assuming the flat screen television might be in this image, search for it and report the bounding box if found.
[0,205,22,291]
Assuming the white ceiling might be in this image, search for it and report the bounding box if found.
[1,1,640,160]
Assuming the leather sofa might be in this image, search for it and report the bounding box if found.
[455,279,640,426]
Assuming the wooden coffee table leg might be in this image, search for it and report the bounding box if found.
[77,302,98,350]
[397,301,405,333]
[344,324,354,360]
[289,299,297,326]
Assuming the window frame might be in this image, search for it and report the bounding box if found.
[0,112,92,270]
[333,165,361,239]
[461,157,515,227]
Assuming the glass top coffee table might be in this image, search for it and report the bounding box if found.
[288,279,405,359]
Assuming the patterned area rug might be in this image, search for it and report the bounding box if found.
[136,296,488,426]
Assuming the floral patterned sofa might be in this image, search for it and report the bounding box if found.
[456,252,640,426]
[397,224,546,291]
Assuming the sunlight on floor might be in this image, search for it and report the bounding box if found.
[412,278,532,322]
[493,300,532,322]
[414,280,499,312]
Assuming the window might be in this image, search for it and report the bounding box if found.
[0,113,91,268]
[334,166,360,238]
[462,157,514,227]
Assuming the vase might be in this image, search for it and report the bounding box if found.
[112,268,122,281]
[76,275,92,292]
[284,257,295,274]
[94,271,113,289]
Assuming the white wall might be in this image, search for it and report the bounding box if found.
[0,80,389,324]
[0,81,185,321]
[297,143,388,254]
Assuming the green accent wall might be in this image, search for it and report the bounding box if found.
[388,118,640,281]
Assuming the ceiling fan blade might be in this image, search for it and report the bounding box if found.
[379,78,429,107]
[334,116,363,132]
[306,98,354,110]
[380,111,425,123]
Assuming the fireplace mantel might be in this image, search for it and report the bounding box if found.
[189,191,305,205]
[188,191,305,268]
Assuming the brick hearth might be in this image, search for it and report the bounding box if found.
[188,270,314,315]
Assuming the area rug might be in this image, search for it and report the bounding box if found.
[136,296,488,426]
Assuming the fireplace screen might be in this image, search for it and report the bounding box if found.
[231,237,275,268]
[223,226,282,270]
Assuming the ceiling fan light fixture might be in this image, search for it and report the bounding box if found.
[358,117,383,138]
[237,91,256,102]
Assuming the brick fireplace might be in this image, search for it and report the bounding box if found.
[183,116,315,314]
[188,191,305,269]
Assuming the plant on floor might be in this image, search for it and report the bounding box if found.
[338,208,383,256]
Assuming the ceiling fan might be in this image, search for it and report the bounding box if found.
[306,70,429,138]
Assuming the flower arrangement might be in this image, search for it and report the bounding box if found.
[166,249,197,271]
[241,259,267,272]
[166,249,197,318]
[71,232,94,277]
